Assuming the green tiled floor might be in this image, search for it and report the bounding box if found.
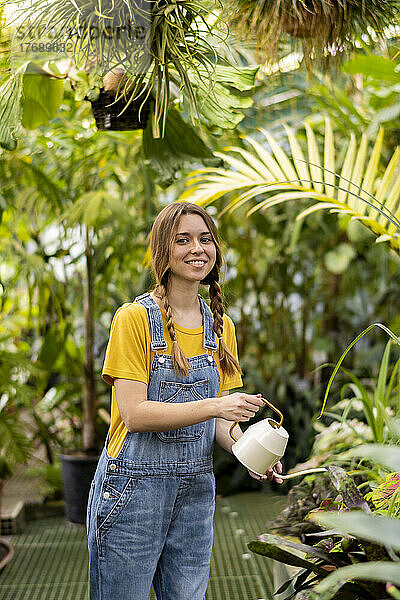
[0,492,284,600]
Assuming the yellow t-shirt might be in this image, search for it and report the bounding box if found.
[102,301,243,458]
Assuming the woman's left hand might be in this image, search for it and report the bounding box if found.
[247,461,283,484]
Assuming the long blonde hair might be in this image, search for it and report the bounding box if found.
[150,202,242,378]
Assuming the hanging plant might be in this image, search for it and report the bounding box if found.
[222,0,400,65]
[87,68,152,130]
[10,0,229,136]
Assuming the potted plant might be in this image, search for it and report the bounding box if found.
[12,0,230,137]
[222,0,399,65]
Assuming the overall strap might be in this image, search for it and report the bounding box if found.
[134,293,168,351]
[198,295,218,351]
[134,292,217,352]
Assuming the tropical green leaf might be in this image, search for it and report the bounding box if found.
[337,134,356,205]
[348,444,400,472]
[348,133,367,214]
[254,533,343,565]
[205,65,259,91]
[305,122,323,194]
[142,106,218,186]
[375,340,391,409]
[182,122,400,254]
[186,65,258,130]
[0,399,33,467]
[0,66,25,150]
[360,128,383,218]
[342,56,400,84]
[249,191,326,215]
[297,202,340,221]
[309,511,400,551]
[261,128,299,183]
[385,172,400,234]
[313,562,400,595]
[225,145,273,180]
[214,151,264,182]
[21,69,64,128]
[243,135,287,181]
[324,117,335,198]
[375,149,399,225]
[326,466,370,511]
[317,323,400,419]
[247,539,327,575]
[365,473,400,514]
[284,124,310,187]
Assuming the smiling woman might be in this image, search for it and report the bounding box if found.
[86,201,281,600]
[148,202,238,377]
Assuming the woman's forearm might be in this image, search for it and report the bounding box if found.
[115,380,263,434]
[127,397,219,432]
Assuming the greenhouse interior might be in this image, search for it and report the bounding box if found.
[1,0,400,599]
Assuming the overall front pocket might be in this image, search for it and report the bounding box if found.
[156,379,209,442]
[96,474,136,533]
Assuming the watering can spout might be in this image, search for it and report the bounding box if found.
[271,467,328,480]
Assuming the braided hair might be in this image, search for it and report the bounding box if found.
[150,202,242,378]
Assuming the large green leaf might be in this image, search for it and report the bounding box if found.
[312,562,400,596]
[142,106,219,187]
[342,56,400,84]
[308,511,400,551]
[0,396,33,466]
[21,64,64,128]
[186,65,259,130]
[201,65,259,91]
[0,60,64,149]
[348,444,400,472]
[247,539,327,575]
[326,466,370,511]
[0,66,26,150]
[253,533,344,565]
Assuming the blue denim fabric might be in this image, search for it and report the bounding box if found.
[87,293,220,599]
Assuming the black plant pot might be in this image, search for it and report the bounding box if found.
[59,452,99,525]
[90,89,151,131]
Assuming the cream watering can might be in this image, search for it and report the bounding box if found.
[229,398,327,480]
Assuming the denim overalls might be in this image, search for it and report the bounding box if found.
[87,292,221,600]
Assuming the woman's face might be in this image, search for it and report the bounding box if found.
[168,213,216,284]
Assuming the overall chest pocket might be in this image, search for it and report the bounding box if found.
[157,379,209,442]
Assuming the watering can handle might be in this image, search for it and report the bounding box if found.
[228,397,284,442]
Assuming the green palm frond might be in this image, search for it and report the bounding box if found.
[181,118,400,253]
[0,399,33,467]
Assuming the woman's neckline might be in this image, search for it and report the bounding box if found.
[158,307,203,333]
[149,292,203,331]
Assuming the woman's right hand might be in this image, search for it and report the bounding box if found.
[216,392,265,422]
